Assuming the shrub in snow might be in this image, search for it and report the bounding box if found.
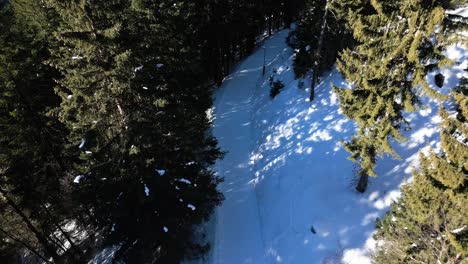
[270,80,285,98]
[298,80,305,89]
[435,73,445,88]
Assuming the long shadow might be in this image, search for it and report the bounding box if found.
[247,42,466,263]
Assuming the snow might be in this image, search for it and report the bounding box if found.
[447,6,468,18]
[163,226,169,233]
[91,245,121,264]
[156,63,164,68]
[73,175,84,184]
[207,108,215,122]
[156,169,166,176]
[451,226,466,234]
[49,220,88,253]
[142,86,148,90]
[134,65,143,72]
[187,204,196,211]
[71,55,83,60]
[67,94,73,99]
[178,178,192,185]
[79,139,86,149]
[208,30,292,264]
[144,184,150,196]
[202,28,467,264]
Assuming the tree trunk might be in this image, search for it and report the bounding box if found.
[310,0,329,102]
[41,204,78,254]
[0,226,52,264]
[45,228,68,253]
[215,47,223,86]
[310,67,317,101]
[356,173,368,193]
[268,14,272,36]
[41,204,78,252]
[0,188,61,262]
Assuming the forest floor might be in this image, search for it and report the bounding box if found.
[203,26,467,264]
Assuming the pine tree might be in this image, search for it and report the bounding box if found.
[333,0,459,192]
[197,0,292,85]
[46,0,223,262]
[289,0,353,100]
[0,0,312,261]
[0,1,80,261]
[374,87,468,263]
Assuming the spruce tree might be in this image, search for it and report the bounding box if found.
[374,87,467,263]
[0,0,312,261]
[0,1,80,261]
[46,0,223,262]
[333,0,460,192]
[289,0,353,100]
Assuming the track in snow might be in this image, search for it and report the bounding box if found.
[211,30,290,264]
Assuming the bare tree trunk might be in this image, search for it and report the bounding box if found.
[0,226,53,264]
[268,14,272,36]
[356,173,368,193]
[41,204,78,252]
[0,188,61,262]
[45,228,68,253]
[310,0,329,102]
[310,68,317,101]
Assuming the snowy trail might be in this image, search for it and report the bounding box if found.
[208,27,466,264]
[211,30,290,264]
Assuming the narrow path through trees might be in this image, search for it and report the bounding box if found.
[211,30,290,264]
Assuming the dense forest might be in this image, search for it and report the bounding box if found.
[0,0,305,263]
[0,0,466,263]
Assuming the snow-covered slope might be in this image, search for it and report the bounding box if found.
[208,29,467,264]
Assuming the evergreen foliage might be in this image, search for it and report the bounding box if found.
[45,0,225,262]
[289,0,352,79]
[1,0,304,262]
[0,1,82,262]
[332,0,463,192]
[198,0,304,85]
[5,0,466,263]
[374,87,468,263]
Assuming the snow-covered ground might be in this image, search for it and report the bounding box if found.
[207,28,467,264]
[209,30,292,264]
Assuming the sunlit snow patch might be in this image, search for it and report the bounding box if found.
[178,178,192,185]
[134,65,143,72]
[73,175,84,184]
[451,226,466,234]
[79,139,86,149]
